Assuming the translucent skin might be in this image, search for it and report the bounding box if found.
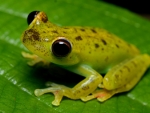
[21,11,150,106]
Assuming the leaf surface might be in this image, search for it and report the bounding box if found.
[0,0,150,113]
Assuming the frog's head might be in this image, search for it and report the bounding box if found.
[21,11,79,66]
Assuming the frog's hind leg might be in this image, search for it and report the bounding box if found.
[81,54,150,102]
[34,65,103,106]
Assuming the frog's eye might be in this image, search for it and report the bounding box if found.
[52,39,72,57]
[27,11,40,25]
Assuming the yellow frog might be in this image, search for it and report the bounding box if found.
[21,11,150,106]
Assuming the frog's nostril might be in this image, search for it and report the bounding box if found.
[27,11,40,25]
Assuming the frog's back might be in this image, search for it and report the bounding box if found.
[60,26,140,72]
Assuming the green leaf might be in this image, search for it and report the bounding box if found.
[0,0,150,112]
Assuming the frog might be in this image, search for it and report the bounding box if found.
[21,11,150,106]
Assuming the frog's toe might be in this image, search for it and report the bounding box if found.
[34,87,57,96]
[81,95,95,101]
[52,100,60,106]
[34,89,45,96]
[52,91,63,106]
[95,89,115,102]
[45,82,60,87]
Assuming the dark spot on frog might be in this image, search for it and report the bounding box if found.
[119,70,123,73]
[101,39,107,45]
[74,28,77,32]
[31,42,36,45]
[80,28,85,32]
[43,31,46,33]
[52,30,58,34]
[131,61,137,67]
[86,36,92,38]
[126,49,129,53]
[75,90,81,94]
[75,36,82,41]
[124,66,130,72]
[64,27,69,29]
[118,40,121,43]
[44,51,50,56]
[101,48,104,50]
[82,85,89,90]
[115,74,120,79]
[23,32,27,42]
[116,44,119,48]
[141,59,146,64]
[95,43,99,48]
[24,29,40,42]
[128,43,131,47]
[91,29,97,33]
[125,78,128,82]
[63,31,67,34]
[105,56,109,62]
[89,51,91,54]
[41,13,48,23]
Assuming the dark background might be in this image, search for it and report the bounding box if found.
[103,0,150,20]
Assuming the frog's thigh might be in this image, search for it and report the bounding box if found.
[95,54,150,102]
[103,54,150,90]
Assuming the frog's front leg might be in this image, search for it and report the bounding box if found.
[82,54,150,102]
[22,52,49,66]
[34,65,103,106]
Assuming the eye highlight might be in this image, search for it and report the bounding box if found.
[52,38,72,57]
[27,11,40,25]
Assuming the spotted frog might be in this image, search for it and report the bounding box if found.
[21,11,150,106]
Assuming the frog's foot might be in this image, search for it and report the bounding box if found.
[34,83,70,106]
[22,51,49,66]
[81,89,115,102]
[94,89,115,102]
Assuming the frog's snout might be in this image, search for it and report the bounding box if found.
[22,29,40,44]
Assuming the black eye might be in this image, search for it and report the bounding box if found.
[52,39,72,57]
[27,11,40,25]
